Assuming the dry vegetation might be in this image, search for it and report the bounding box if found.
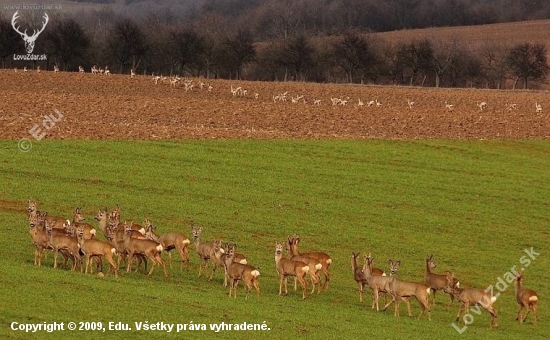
[1,70,549,140]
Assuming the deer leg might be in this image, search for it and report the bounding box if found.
[402,297,412,317]
[516,305,523,321]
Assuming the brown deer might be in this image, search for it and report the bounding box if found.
[445,275,498,328]
[364,256,400,311]
[223,243,260,299]
[76,226,118,277]
[291,236,332,289]
[144,219,191,270]
[70,207,96,240]
[514,270,538,324]
[123,223,167,277]
[28,211,56,266]
[424,255,455,306]
[351,252,387,303]
[383,262,432,320]
[274,242,309,299]
[192,226,213,278]
[287,236,322,294]
[28,200,66,229]
[94,208,109,236]
[105,218,147,271]
[45,220,81,270]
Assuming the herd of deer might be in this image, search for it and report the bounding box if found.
[26,200,538,327]
[351,252,539,327]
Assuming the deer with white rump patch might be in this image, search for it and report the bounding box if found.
[351,252,387,303]
[514,270,538,324]
[383,261,432,320]
[144,219,191,270]
[424,255,456,306]
[45,220,81,270]
[76,226,118,277]
[123,222,167,277]
[287,236,322,294]
[223,243,260,299]
[290,236,332,289]
[445,273,498,328]
[274,242,309,299]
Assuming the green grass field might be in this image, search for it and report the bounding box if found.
[0,140,548,339]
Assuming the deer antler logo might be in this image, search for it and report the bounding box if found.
[11,11,49,54]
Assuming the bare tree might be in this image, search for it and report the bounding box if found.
[107,18,149,73]
[222,29,256,79]
[507,42,549,89]
[277,34,315,81]
[44,18,90,71]
[331,31,376,83]
[170,28,204,76]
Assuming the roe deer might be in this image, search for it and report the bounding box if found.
[351,252,387,303]
[514,270,538,324]
[424,255,455,306]
[274,242,309,299]
[45,220,81,270]
[287,236,322,294]
[76,226,118,277]
[445,274,498,328]
[383,262,432,320]
[192,226,213,278]
[144,219,191,270]
[364,256,400,311]
[28,200,66,229]
[223,244,260,299]
[291,236,332,289]
[71,207,96,240]
[123,223,167,277]
[28,212,55,266]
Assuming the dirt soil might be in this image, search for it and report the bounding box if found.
[1,70,549,140]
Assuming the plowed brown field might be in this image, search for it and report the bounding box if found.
[1,70,549,140]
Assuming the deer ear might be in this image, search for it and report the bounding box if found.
[396,261,401,266]
[388,259,393,265]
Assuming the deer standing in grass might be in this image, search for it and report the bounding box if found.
[287,236,322,294]
[71,207,96,240]
[290,236,332,289]
[45,220,81,270]
[28,200,66,229]
[351,252,387,303]
[274,242,309,299]
[28,212,57,266]
[424,255,455,306]
[211,240,247,287]
[383,261,432,320]
[192,226,213,278]
[76,226,118,277]
[123,222,167,277]
[364,256,400,311]
[106,214,147,271]
[514,270,538,324]
[144,219,191,270]
[223,244,260,299]
[445,274,498,328]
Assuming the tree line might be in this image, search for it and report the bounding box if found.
[0,9,548,89]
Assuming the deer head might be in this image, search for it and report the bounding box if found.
[11,11,49,54]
